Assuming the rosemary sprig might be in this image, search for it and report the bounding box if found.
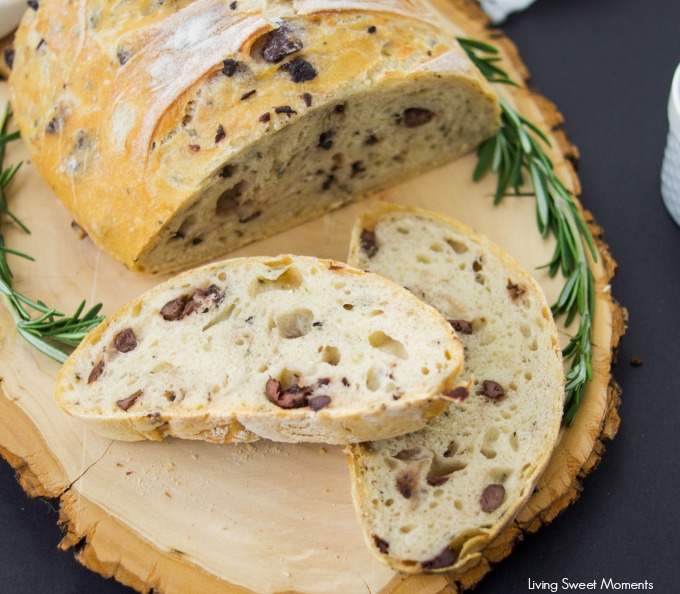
[0,101,104,364]
[458,37,597,425]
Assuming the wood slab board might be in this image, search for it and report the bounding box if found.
[0,1,625,592]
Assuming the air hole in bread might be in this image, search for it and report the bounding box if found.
[369,309,384,317]
[430,242,444,253]
[150,362,173,374]
[399,525,415,534]
[428,456,466,482]
[181,99,197,127]
[472,317,488,331]
[396,227,409,235]
[524,371,533,381]
[343,303,354,311]
[276,309,314,338]
[366,366,381,391]
[385,498,394,507]
[443,440,458,458]
[509,431,520,452]
[421,367,430,375]
[333,281,346,290]
[489,468,512,484]
[252,266,303,295]
[446,238,468,254]
[480,427,500,459]
[277,368,302,391]
[321,346,341,366]
[520,323,531,338]
[393,448,428,461]
[234,338,245,346]
[416,254,432,264]
[385,457,398,471]
[174,215,196,240]
[529,339,538,351]
[216,181,249,216]
[202,302,236,331]
[368,331,408,360]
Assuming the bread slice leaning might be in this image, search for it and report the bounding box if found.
[55,254,464,444]
[346,204,564,573]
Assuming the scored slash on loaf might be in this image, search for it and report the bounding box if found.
[345,203,564,573]
[54,255,465,444]
[9,0,499,273]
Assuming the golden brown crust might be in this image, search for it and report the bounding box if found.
[9,0,498,273]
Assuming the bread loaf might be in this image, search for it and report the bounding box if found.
[346,204,564,572]
[55,254,464,444]
[9,0,499,273]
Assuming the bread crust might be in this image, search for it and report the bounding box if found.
[9,0,499,273]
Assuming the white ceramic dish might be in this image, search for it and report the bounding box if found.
[0,0,25,39]
[661,63,680,226]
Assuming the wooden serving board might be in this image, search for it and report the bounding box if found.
[0,2,625,593]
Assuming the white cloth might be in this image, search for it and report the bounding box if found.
[478,0,537,23]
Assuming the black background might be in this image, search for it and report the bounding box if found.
[1,0,680,592]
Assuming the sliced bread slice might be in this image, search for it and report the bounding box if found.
[55,254,464,444]
[346,203,564,572]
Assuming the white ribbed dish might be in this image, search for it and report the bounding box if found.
[661,63,680,226]
[0,0,25,39]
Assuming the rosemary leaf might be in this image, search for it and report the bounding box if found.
[460,38,598,425]
[0,244,35,260]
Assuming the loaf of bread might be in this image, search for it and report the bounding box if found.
[346,204,564,572]
[55,254,464,444]
[9,0,499,273]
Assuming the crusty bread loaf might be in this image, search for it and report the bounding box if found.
[9,0,499,273]
[55,254,464,444]
[346,204,564,572]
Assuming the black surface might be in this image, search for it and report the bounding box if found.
[2,1,680,592]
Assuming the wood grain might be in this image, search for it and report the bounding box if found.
[0,2,625,592]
